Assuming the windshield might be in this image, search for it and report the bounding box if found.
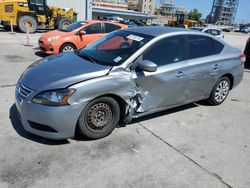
[60,21,87,32]
[77,30,153,66]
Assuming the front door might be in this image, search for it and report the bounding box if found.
[133,35,189,112]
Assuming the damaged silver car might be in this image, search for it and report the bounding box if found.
[15,27,245,140]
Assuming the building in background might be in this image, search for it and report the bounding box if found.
[92,0,128,10]
[128,0,155,15]
[154,0,187,25]
[92,0,153,22]
[206,0,239,25]
[47,0,92,21]
[155,0,174,17]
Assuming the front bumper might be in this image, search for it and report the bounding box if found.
[15,82,86,140]
[38,39,59,54]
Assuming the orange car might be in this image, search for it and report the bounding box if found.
[38,20,128,54]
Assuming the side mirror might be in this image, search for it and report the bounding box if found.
[138,60,157,72]
[79,30,86,35]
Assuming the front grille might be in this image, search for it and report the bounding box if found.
[17,82,33,102]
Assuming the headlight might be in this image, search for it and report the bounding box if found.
[32,89,76,106]
[47,35,60,42]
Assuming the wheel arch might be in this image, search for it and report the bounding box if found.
[74,93,128,136]
[89,93,127,121]
[75,93,127,138]
[220,73,234,90]
[59,42,77,52]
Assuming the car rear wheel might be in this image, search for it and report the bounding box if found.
[207,77,231,105]
[60,43,76,53]
[78,97,120,139]
[56,17,72,30]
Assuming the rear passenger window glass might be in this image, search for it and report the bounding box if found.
[211,29,220,36]
[104,23,121,33]
[187,35,215,59]
[83,23,103,34]
[214,40,224,53]
[143,36,185,66]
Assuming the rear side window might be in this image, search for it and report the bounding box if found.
[187,35,215,59]
[104,23,121,33]
[84,23,103,34]
[214,40,224,53]
[143,36,185,66]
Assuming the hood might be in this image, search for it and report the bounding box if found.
[20,52,112,91]
[39,29,69,40]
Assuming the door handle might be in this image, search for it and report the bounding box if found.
[175,71,185,78]
[213,64,219,70]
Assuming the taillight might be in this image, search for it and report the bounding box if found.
[240,54,246,63]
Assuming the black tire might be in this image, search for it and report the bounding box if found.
[17,15,38,33]
[78,97,120,139]
[59,43,76,53]
[207,77,231,105]
[56,17,72,30]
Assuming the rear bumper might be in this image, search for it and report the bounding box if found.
[232,64,244,89]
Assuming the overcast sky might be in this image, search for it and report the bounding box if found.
[156,0,250,24]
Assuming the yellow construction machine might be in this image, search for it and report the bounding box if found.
[0,0,75,33]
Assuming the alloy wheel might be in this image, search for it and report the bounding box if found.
[214,80,230,103]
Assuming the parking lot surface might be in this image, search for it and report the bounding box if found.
[0,29,250,188]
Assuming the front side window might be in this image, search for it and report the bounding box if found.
[83,23,103,34]
[187,35,215,59]
[143,36,185,66]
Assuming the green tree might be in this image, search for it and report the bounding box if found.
[188,9,202,21]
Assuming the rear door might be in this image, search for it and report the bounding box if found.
[185,35,224,101]
[77,23,104,49]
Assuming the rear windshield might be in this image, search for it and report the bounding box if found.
[59,21,87,32]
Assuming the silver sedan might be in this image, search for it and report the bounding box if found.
[15,27,245,140]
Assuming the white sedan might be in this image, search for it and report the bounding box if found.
[190,27,224,40]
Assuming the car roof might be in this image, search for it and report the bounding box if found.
[203,28,222,31]
[123,26,188,37]
[86,20,128,28]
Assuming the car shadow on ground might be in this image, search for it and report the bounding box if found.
[9,103,200,144]
[9,104,70,145]
[34,50,49,58]
[245,64,250,70]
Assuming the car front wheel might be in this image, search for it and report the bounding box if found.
[207,77,231,105]
[60,43,76,53]
[78,97,120,139]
